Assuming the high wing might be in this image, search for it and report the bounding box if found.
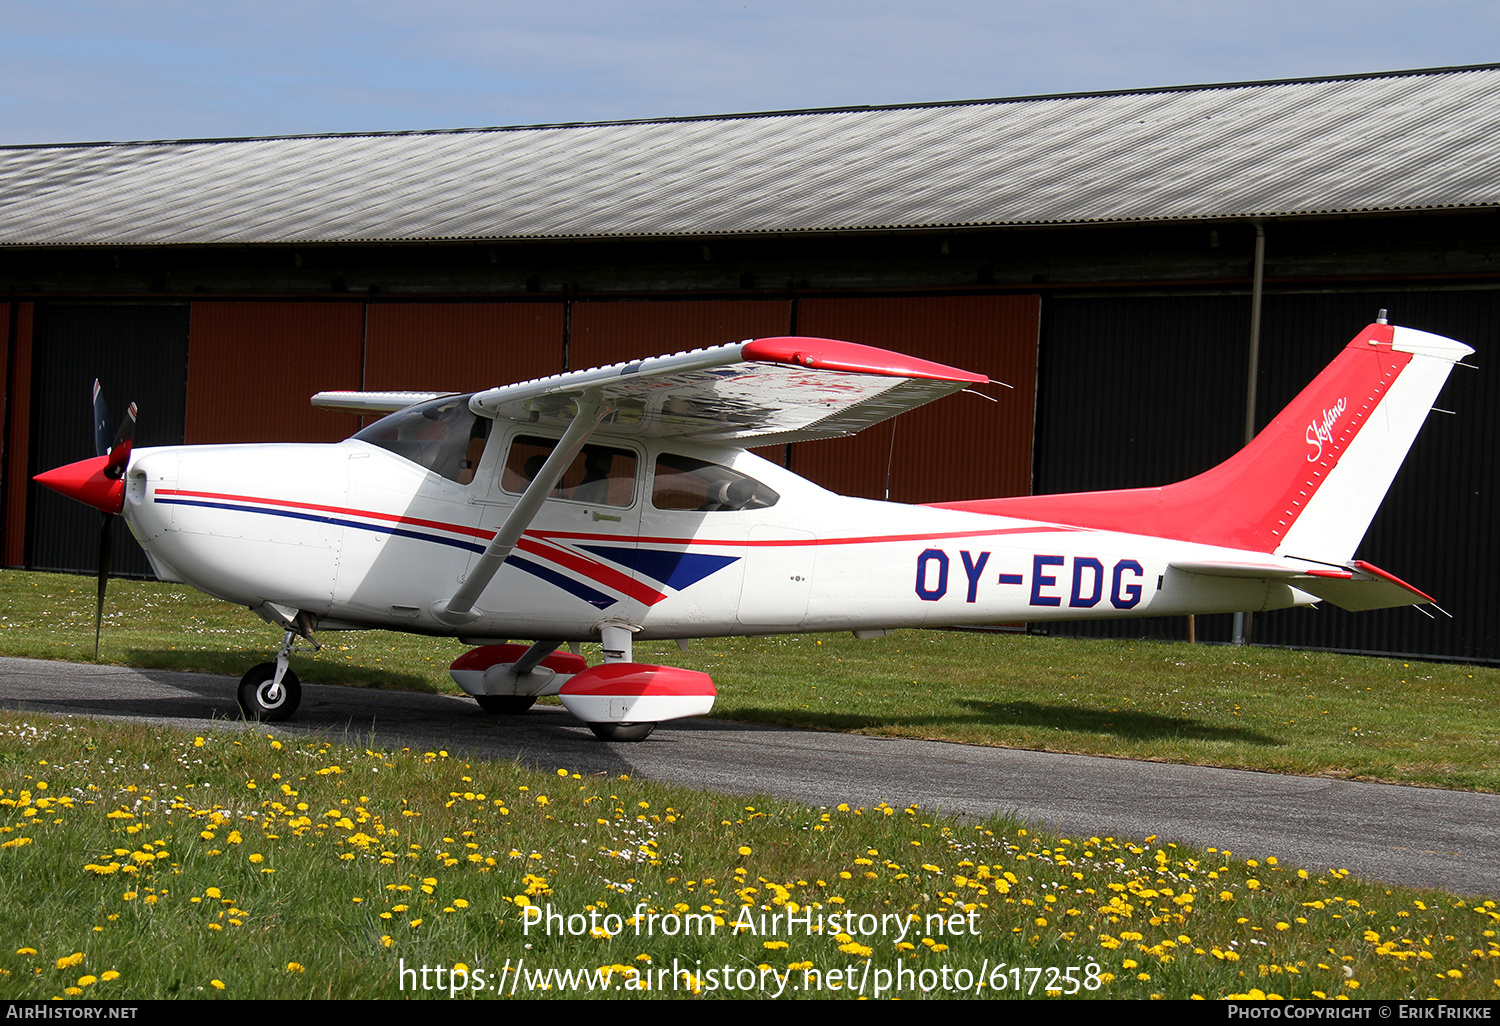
[311,337,985,444]
[311,390,455,414]
[469,337,989,444]
[397,336,987,626]
[314,338,987,439]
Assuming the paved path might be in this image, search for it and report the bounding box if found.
[2,655,1496,897]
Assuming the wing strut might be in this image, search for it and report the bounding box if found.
[431,399,607,625]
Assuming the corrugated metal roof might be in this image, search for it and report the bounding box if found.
[4,65,1500,247]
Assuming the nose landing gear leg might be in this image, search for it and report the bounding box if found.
[238,614,319,722]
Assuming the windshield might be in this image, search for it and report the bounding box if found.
[352,394,491,484]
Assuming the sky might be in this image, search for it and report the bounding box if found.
[2,0,1499,145]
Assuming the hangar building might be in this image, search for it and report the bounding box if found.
[3,63,1499,661]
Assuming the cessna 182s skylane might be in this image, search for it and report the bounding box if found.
[36,318,1470,741]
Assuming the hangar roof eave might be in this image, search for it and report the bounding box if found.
[3,64,1500,249]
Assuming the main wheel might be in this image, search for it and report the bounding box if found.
[237,663,301,722]
[474,695,537,714]
[587,722,655,742]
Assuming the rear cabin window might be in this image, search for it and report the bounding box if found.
[502,436,637,508]
[352,394,490,484]
[652,454,779,511]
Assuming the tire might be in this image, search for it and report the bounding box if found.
[474,695,537,714]
[588,722,655,742]
[237,662,301,722]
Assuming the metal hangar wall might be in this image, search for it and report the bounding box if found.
[4,65,1500,663]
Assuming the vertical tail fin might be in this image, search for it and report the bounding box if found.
[931,323,1471,559]
[1270,324,1470,562]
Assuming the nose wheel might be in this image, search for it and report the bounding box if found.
[238,663,302,722]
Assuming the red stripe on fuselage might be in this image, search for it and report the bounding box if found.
[515,537,669,605]
[156,488,493,539]
[534,525,1078,548]
[156,488,1077,551]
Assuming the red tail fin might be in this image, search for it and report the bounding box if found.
[933,323,1470,559]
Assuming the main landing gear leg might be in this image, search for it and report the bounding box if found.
[599,623,633,665]
[475,640,563,714]
[587,623,656,742]
[557,622,715,743]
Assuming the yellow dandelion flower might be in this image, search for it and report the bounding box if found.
[210,979,225,990]
[286,962,304,973]
[101,971,119,982]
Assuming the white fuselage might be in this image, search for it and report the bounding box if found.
[122,424,1313,643]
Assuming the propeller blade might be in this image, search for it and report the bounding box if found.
[92,380,111,458]
[112,401,137,452]
[104,402,137,479]
[95,512,112,660]
[81,381,136,659]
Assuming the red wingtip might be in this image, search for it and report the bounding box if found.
[34,455,125,514]
[743,337,989,384]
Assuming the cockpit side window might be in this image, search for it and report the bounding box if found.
[653,454,779,511]
[502,435,637,508]
[352,394,491,484]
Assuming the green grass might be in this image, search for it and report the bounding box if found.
[4,569,1498,792]
[0,712,1496,1000]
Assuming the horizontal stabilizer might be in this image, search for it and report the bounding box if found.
[1168,558,1433,611]
[1295,560,1437,612]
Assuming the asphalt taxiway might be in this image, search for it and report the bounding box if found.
[1,655,1496,897]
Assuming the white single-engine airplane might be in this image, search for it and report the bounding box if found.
[36,317,1470,740]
